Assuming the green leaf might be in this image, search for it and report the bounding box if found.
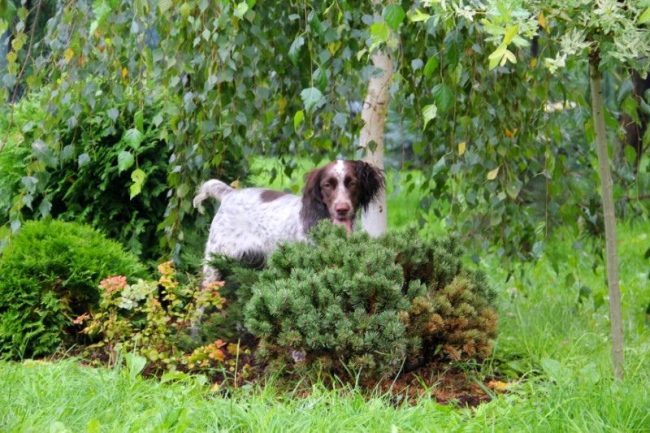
[431,155,446,176]
[107,108,119,122]
[505,180,522,199]
[579,363,600,385]
[0,0,16,21]
[130,169,146,199]
[78,153,90,167]
[117,151,135,173]
[422,104,437,130]
[300,87,325,113]
[289,36,305,65]
[370,21,390,46]
[86,419,101,433]
[622,96,640,124]
[177,183,190,198]
[294,110,305,132]
[124,352,147,379]
[123,128,144,150]
[234,2,248,18]
[407,9,431,23]
[639,7,650,24]
[423,56,439,78]
[11,32,27,51]
[134,110,144,133]
[158,0,172,13]
[92,0,112,24]
[540,358,570,383]
[383,4,405,31]
[481,19,505,36]
[432,84,454,113]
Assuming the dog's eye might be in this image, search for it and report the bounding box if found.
[322,179,337,189]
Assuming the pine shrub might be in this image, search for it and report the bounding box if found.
[0,220,146,359]
[244,222,497,380]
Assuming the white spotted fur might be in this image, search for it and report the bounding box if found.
[194,182,305,283]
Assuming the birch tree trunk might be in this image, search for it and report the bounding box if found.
[589,52,624,380]
[359,49,392,237]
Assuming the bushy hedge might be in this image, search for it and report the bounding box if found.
[0,220,146,359]
[243,223,498,380]
[0,81,247,263]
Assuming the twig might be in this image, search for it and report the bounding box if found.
[10,0,43,103]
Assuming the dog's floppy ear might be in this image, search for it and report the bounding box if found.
[302,167,324,205]
[300,166,329,231]
[355,161,385,209]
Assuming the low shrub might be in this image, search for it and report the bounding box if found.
[0,220,146,359]
[244,222,498,380]
[80,261,250,379]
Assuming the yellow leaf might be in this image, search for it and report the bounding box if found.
[502,25,518,45]
[538,11,547,31]
[121,67,128,79]
[458,141,466,156]
[64,48,74,63]
[487,380,510,392]
[504,128,518,138]
[487,167,499,180]
[328,42,341,55]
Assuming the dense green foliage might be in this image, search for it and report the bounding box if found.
[0,0,367,260]
[0,220,145,359]
[1,1,648,262]
[244,222,497,380]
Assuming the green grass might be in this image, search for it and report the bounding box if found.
[2,160,650,432]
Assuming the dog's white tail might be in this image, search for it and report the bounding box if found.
[193,179,234,214]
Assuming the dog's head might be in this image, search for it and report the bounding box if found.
[301,160,384,233]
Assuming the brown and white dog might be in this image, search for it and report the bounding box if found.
[193,160,384,279]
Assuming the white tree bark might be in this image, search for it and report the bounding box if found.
[589,53,624,380]
[359,50,392,237]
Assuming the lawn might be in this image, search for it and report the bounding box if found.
[1,164,649,432]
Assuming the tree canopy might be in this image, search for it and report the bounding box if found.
[1,0,648,262]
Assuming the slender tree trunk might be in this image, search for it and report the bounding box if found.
[359,48,392,237]
[589,51,624,380]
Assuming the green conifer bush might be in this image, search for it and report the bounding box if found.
[243,223,497,380]
[0,220,146,359]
